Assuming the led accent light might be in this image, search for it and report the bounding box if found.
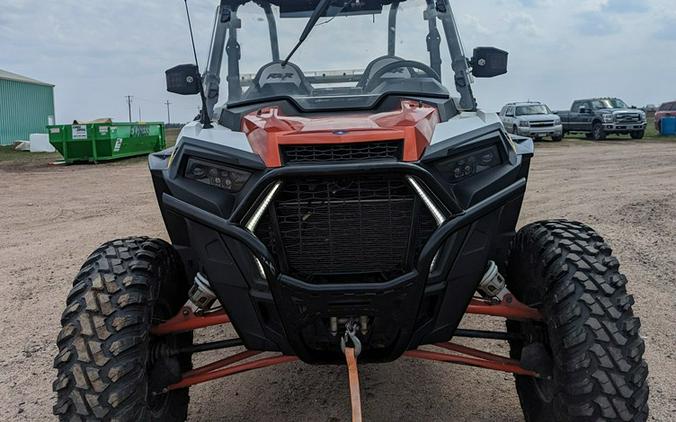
[246,181,283,280]
[406,176,446,226]
[246,181,282,232]
[185,158,251,192]
[438,145,501,183]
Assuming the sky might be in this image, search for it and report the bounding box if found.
[1,0,675,124]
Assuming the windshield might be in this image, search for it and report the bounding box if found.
[592,98,628,110]
[515,105,551,116]
[206,0,471,111]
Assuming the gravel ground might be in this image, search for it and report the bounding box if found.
[0,140,674,421]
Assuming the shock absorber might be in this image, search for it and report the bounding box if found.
[188,272,218,311]
[477,261,507,301]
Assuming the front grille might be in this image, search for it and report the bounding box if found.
[530,121,555,128]
[255,174,437,283]
[616,114,640,123]
[281,141,403,164]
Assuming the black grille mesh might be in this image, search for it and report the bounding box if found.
[281,141,403,164]
[616,114,640,123]
[255,174,437,283]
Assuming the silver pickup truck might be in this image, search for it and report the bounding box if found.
[499,102,563,141]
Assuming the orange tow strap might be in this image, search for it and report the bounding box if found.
[345,347,363,422]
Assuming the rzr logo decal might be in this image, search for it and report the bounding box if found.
[267,72,295,81]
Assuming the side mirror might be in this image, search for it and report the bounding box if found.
[166,64,201,95]
[470,47,508,78]
[579,107,590,114]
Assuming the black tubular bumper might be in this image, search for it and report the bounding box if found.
[149,133,533,363]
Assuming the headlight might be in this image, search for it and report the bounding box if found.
[554,118,561,126]
[434,145,502,183]
[519,120,530,128]
[185,157,251,192]
[603,114,614,123]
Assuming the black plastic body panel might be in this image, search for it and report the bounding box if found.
[218,94,460,131]
[149,123,533,363]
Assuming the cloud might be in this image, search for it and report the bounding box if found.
[602,0,650,14]
[503,12,541,38]
[654,18,676,40]
[574,11,620,36]
[571,0,651,37]
[462,14,491,36]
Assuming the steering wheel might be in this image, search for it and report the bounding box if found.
[364,60,441,92]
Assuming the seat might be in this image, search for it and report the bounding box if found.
[244,61,313,99]
[357,55,411,88]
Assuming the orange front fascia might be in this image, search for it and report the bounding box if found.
[241,100,440,167]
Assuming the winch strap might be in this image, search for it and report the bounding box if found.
[345,347,363,422]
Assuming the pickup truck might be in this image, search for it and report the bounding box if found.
[656,101,676,133]
[556,98,646,140]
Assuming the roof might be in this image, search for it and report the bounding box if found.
[0,69,54,87]
[506,101,544,106]
[224,0,395,17]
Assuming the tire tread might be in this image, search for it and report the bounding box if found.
[53,237,189,421]
[508,220,649,422]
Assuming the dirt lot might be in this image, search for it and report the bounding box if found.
[1,139,675,421]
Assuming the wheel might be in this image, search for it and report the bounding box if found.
[551,134,563,142]
[53,237,192,421]
[631,130,645,140]
[591,122,606,140]
[506,220,649,422]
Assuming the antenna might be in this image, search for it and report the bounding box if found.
[183,0,213,129]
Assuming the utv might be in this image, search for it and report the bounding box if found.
[53,1,649,421]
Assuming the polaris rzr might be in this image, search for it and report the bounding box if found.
[53,0,649,420]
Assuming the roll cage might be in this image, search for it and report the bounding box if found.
[202,0,477,116]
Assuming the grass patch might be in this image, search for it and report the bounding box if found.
[0,145,61,168]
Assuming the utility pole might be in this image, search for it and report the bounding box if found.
[165,100,172,124]
[125,95,134,122]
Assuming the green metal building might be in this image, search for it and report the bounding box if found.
[0,69,55,145]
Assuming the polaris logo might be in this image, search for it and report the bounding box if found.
[267,72,295,81]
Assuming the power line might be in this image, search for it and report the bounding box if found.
[165,100,172,124]
[125,95,134,123]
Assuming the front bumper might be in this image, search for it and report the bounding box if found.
[603,122,646,132]
[517,124,563,138]
[149,130,533,363]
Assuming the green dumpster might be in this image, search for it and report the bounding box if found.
[47,122,166,164]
